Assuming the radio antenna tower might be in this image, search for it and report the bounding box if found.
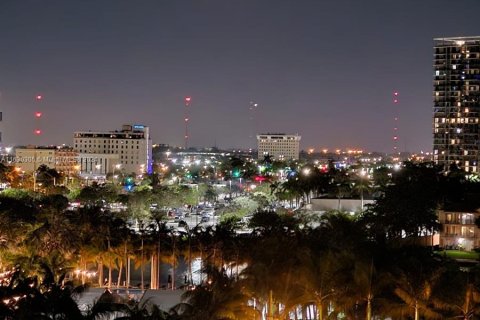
[393,91,399,157]
[34,94,43,142]
[184,96,191,149]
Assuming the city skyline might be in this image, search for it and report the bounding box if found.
[0,0,479,152]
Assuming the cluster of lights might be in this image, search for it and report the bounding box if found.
[315,148,365,155]
[2,295,25,307]
[74,269,97,279]
[346,149,364,154]
[0,270,15,286]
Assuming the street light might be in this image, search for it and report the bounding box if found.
[302,167,311,176]
[113,163,121,184]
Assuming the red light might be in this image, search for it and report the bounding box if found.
[36,95,43,100]
[394,99,398,103]
[185,96,191,102]
[394,92,399,96]
[34,129,42,135]
[254,175,267,182]
[35,112,42,118]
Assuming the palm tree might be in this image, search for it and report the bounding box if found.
[147,212,170,290]
[179,265,258,320]
[434,283,480,319]
[431,266,480,320]
[1,265,86,320]
[391,248,444,320]
[340,258,392,320]
[352,174,372,211]
[88,292,170,320]
[332,172,352,210]
[297,250,341,320]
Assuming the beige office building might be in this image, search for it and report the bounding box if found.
[257,133,301,160]
[74,124,152,176]
[15,147,78,173]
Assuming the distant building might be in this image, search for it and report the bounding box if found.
[74,124,152,176]
[433,36,480,173]
[309,198,375,214]
[256,133,301,160]
[77,153,120,179]
[15,146,78,174]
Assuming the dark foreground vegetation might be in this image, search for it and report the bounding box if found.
[1,162,480,319]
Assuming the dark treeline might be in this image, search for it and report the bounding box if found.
[1,162,480,319]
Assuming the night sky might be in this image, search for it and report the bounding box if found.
[0,1,479,153]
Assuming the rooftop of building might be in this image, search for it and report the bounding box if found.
[74,124,148,135]
[258,133,301,136]
[15,145,74,150]
[434,36,480,44]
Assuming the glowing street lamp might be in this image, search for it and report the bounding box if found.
[302,167,311,176]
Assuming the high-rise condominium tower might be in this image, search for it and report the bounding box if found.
[433,36,480,173]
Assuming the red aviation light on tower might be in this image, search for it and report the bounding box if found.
[36,95,43,101]
[392,91,400,155]
[183,96,192,149]
[35,112,42,118]
[34,129,42,135]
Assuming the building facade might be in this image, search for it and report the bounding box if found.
[15,147,78,174]
[438,209,480,251]
[433,36,480,173]
[257,133,301,160]
[74,124,152,176]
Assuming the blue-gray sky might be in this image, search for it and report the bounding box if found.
[0,0,479,152]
